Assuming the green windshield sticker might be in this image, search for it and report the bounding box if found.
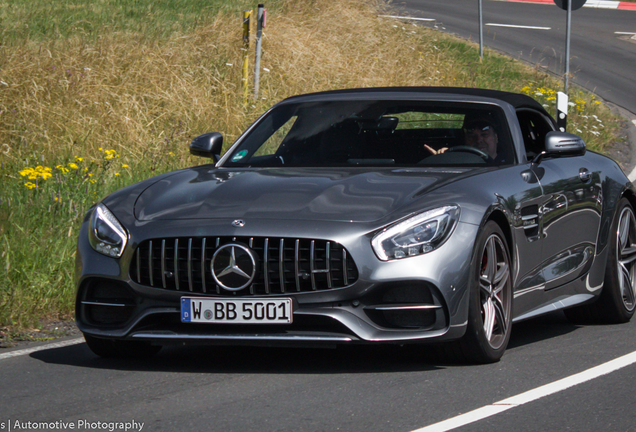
[231,150,248,162]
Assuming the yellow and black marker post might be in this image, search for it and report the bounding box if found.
[242,10,252,105]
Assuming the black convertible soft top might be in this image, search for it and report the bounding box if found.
[287,86,553,121]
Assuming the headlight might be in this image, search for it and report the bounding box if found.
[88,203,128,258]
[372,205,460,261]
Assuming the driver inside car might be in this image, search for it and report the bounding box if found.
[463,119,500,160]
[424,118,507,164]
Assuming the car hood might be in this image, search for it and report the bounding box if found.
[134,167,478,223]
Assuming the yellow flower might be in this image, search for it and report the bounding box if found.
[115,172,120,176]
[75,156,84,162]
[68,162,79,170]
[19,167,35,178]
[122,164,129,168]
[56,165,69,174]
[24,182,37,189]
[38,166,52,180]
[575,98,586,112]
[20,166,52,181]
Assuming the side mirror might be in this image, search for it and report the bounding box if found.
[544,131,586,157]
[190,132,223,162]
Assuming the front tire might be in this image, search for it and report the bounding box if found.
[456,221,513,363]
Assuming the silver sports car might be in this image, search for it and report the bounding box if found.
[75,87,636,363]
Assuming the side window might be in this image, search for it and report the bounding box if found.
[516,109,555,159]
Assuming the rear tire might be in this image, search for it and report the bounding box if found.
[84,334,161,358]
[565,198,636,324]
[454,221,513,364]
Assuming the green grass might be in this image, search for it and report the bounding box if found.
[0,0,278,42]
[0,0,625,330]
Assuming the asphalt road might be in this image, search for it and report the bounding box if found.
[387,0,636,117]
[2,311,636,431]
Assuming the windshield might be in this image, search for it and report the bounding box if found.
[223,100,514,168]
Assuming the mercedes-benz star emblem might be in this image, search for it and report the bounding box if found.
[211,244,258,291]
[232,219,245,227]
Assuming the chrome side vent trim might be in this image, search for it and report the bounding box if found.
[520,205,540,239]
[522,214,539,230]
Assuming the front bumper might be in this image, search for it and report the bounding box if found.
[76,219,478,346]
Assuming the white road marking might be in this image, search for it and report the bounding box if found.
[486,23,551,30]
[615,32,636,35]
[584,0,620,9]
[378,15,435,22]
[411,350,636,432]
[0,337,84,360]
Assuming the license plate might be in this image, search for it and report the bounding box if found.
[181,297,293,324]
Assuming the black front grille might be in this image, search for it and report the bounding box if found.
[130,236,359,295]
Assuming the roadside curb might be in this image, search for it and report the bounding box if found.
[504,0,636,9]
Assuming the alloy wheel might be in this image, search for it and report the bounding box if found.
[479,234,511,350]
[617,206,636,311]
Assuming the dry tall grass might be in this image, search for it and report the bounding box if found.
[0,1,483,163]
[2,15,244,164]
[0,0,615,166]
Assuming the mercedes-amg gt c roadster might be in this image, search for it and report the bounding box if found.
[75,88,636,363]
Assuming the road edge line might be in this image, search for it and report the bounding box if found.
[410,350,636,432]
[0,337,85,361]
